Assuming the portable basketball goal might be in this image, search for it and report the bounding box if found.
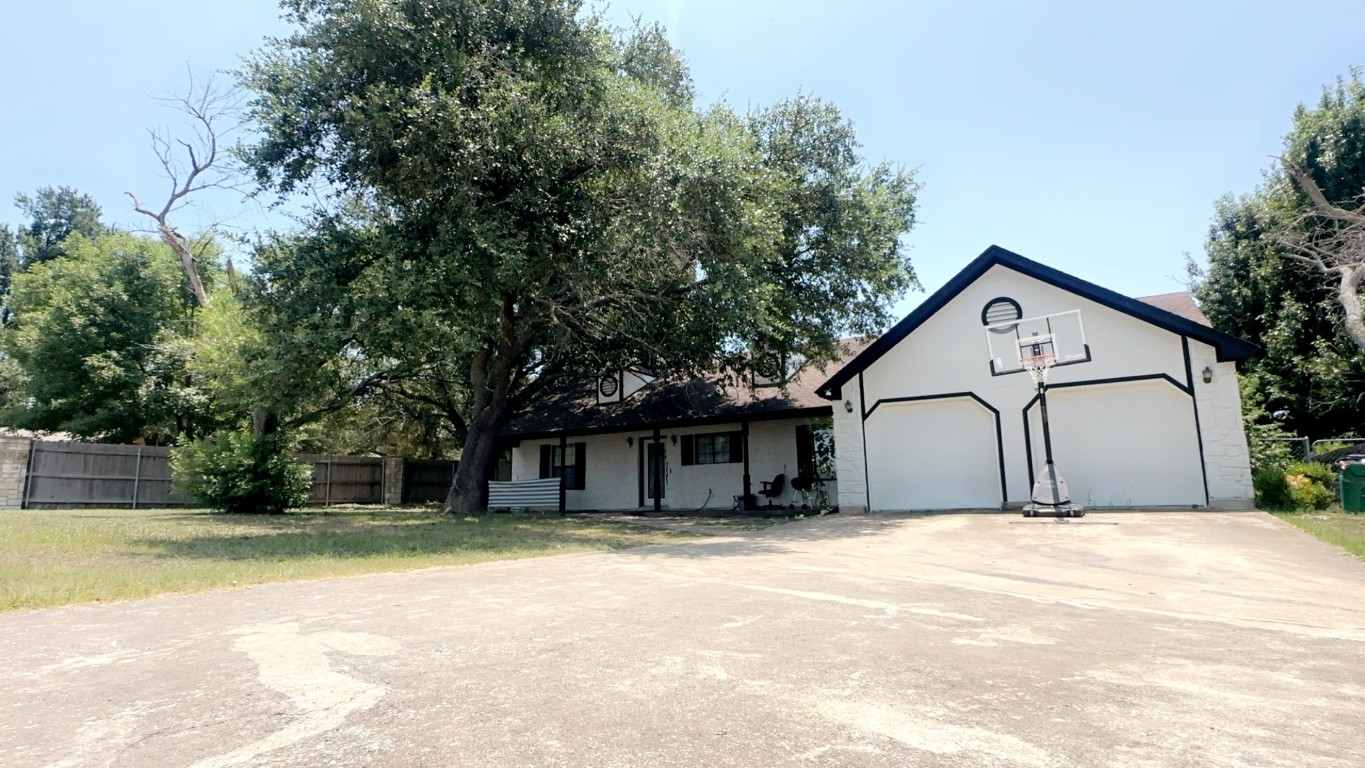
[985,310,1088,518]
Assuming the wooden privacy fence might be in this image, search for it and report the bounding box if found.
[23,442,191,508]
[402,459,457,503]
[13,440,460,509]
[297,454,385,505]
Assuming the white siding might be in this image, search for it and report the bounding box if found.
[509,417,835,512]
[1031,380,1205,507]
[865,398,1001,511]
[833,263,1254,510]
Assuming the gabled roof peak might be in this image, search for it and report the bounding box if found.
[815,245,1256,400]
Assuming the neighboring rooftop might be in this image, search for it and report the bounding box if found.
[1136,292,1211,327]
[503,339,871,440]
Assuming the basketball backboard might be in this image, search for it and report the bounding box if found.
[985,309,1090,376]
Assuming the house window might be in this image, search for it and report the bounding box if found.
[680,431,744,465]
[539,443,586,490]
[796,424,836,481]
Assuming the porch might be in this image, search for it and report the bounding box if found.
[505,417,836,514]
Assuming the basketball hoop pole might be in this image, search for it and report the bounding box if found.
[990,314,1085,518]
[1035,376,1062,506]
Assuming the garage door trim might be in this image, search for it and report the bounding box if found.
[866,392,1007,507]
[1020,371,1208,506]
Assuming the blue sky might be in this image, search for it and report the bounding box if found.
[2,1,1363,319]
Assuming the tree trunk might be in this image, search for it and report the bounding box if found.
[445,348,513,514]
[445,296,524,514]
[252,409,280,438]
[448,421,499,513]
[159,225,211,308]
[1338,265,1365,352]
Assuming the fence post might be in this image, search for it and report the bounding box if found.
[21,439,36,509]
[324,459,333,507]
[131,446,143,509]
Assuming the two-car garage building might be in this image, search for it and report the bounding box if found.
[817,246,1256,512]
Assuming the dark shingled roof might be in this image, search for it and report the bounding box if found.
[1136,292,1211,327]
[503,338,871,439]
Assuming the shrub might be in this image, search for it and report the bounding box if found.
[1284,461,1337,511]
[1286,461,1336,487]
[1253,466,1292,510]
[172,431,311,514]
[1286,475,1335,511]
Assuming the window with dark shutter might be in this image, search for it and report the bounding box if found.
[571,442,586,490]
[729,431,744,463]
[681,435,695,466]
[796,425,814,479]
[539,445,552,479]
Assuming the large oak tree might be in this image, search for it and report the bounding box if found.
[239,0,919,512]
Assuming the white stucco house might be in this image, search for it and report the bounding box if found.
[500,356,856,512]
[816,245,1256,512]
[501,246,1256,513]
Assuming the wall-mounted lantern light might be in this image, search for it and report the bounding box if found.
[1202,366,1213,384]
[626,436,634,448]
[670,434,678,445]
[844,400,854,413]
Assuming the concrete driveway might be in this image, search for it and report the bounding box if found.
[2,511,1364,767]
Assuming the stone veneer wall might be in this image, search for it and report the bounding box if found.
[831,374,867,513]
[1190,343,1255,508]
[0,437,33,509]
[383,457,404,505]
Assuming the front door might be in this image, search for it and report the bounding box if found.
[640,441,666,509]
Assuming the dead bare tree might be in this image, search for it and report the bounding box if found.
[127,72,245,307]
[1278,159,1365,352]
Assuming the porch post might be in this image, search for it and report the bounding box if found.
[558,434,567,514]
[741,421,751,511]
[652,427,663,512]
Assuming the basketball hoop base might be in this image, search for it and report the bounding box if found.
[1023,462,1086,517]
[1022,502,1086,518]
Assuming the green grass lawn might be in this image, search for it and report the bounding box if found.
[1274,510,1365,560]
[0,507,700,612]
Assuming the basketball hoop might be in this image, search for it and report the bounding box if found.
[1022,356,1054,385]
[1017,334,1056,386]
[982,308,1086,518]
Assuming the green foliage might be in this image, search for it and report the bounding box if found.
[171,431,312,514]
[12,186,106,267]
[3,232,212,442]
[0,226,18,323]
[238,0,920,509]
[1255,460,1337,511]
[1287,460,1337,486]
[1239,374,1296,471]
[1287,474,1335,512]
[1192,68,1365,439]
[1253,467,1293,510]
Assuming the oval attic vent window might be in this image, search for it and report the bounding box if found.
[982,297,1022,332]
[598,375,619,398]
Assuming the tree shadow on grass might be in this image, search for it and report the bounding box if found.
[131,514,701,562]
[133,509,957,564]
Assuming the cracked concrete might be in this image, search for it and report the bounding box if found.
[1,510,1363,766]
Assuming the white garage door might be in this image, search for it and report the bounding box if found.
[1029,380,1205,507]
[865,398,1001,510]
